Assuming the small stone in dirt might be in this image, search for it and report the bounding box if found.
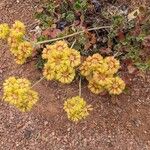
[0,69,3,73]
[44,121,49,126]
[24,129,32,139]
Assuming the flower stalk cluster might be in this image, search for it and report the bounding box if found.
[42,40,81,84]
[3,77,39,112]
[80,54,125,95]
[0,21,33,64]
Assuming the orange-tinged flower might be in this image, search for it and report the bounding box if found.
[56,65,75,84]
[80,61,91,76]
[42,44,55,59]
[96,60,109,74]
[64,48,81,67]
[12,41,33,64]
[86,53,103,68]
[105,56,120,75]
[105,77,125,95]
[43,63,56,80]
[93,71,112,86]
[88,79,104,94]
[53,40,68,51]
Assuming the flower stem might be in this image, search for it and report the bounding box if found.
[35,26,112,45]
[71,39,76,48]
[31,77,45,88]
[79,77,82,97]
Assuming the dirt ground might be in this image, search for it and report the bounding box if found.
[0,0,150,150]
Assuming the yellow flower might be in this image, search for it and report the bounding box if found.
[63,96,92,122]
[88,79,104,94]
[12,41,33,64]
[56,65,75,84]
[9,29,24,40]
[43,63,56,80]
[47,50,69,69]
[80,53,103,77]
[42,44,55,59]
[105,56,120,75]
[12,20,26,34]
[16,90,39,112]
[93,71,112,87]
[7,36,23,49]
[80,61,91,76]
[96,60,109,74]
[53,40,68,51]
[105,77,125,95]
[86,53,103,69]
[3,77,39,112]
[64,48,81,67]
[0,23,10,39]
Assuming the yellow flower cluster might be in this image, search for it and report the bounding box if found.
[42,40,81,84]
[3,77,39,112]
[80,54,125,95]
[0,21,33,64]
[0,23,10,39]
[63,96,92,122]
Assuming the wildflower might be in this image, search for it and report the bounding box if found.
[105,77,125,95]
[9,29,24,40]
[64,48,81,67]
[63,96,92,122]
[8,36,22,49]
[80,61,91,76]
[96,60,109,74]
[53,40,68,51]
[43,63,56,80]
[93,71,112,87]
[12,20,25,34]
[3,77,39,112]
[11,41,33,64]
[47,50,69,69]
[105,56,120,74]
[0,23,10,39]
[80,53,103,77]
[86,53,103,69]
[42,44,55,60]
[88,79,104,94]
[56,64,75,84]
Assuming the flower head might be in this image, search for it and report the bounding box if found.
[88,79,104,94]
[42,44,55,60]
[3,77,39,112]
[80,61,91,76]
[93,70,112,87]
[43,63,56,80]
[56,64,75,84]
[0,23,10,39]
[53,40,68,51]
[12,20,26,34]
[86,53,103,70]
[64,96,92,122]
[47,50,69,69]
[11,41,33,64]
[105,77,125,95]
[64,48,81,67]
[105,56,120,75]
